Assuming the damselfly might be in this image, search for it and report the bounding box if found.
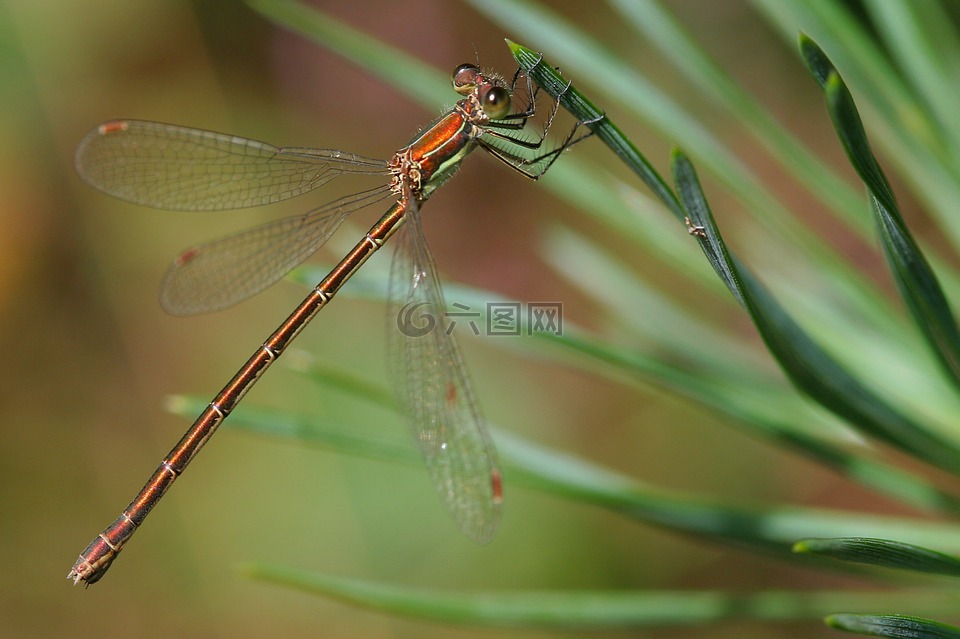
[69,60,584,586]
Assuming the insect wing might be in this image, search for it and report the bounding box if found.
[161,186,394,315]
[387,208,502,543]
[76,119,387,211]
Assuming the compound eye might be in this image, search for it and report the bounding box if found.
[453,63,481,95]
[481,86,511,119]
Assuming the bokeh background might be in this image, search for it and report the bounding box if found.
[0,1,921,637]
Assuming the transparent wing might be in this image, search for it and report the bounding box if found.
[387,205,502,543]
[75,120,389,211]
[160,185,395,315]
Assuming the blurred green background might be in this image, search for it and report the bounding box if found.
[0,1,904,637]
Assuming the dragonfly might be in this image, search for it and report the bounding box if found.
[69,60,586,586]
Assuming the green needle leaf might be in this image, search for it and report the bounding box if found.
[800,34,960,389]
[826,614,960,639]
[168,391,960,557]
[507,39,960,473]
[242,565,960,629]
[290,264,960,514]
[794,537,960,577]
[671,150,960,472]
